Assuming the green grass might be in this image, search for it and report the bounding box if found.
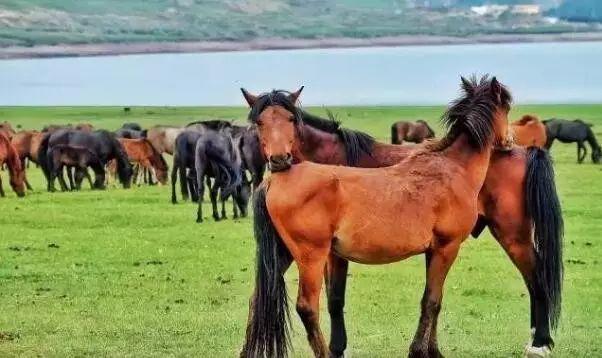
[1,105,602,357]
[0,1,596,48]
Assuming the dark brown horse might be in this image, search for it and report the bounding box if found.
[391,120,435,144]
[0,133,26,197]
[240,80,563,357]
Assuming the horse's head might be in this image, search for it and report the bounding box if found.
[455,76,513,150]
[242,87,304,172]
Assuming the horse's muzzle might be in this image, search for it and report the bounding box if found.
[269,154,292,172]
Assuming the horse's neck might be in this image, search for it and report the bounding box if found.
[586,129,601,150]
[442,134,493,188]
[298,124,346,165]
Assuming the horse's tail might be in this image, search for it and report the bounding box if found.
[37,133,52,186]
[243,185,291,358]
[112,138,132,188]
[174,137,189,201]
[526,147,564,330]
[206,141,241,200]
[391,123,399,144]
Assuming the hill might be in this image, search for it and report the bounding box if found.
[0,0,600,48]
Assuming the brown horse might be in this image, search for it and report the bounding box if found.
[117,138,168,185]
[74,123,95,132]
[511,114,547,148]
[241,80,563,357]
[0,121,16,140]
[11,130,44,190]
[146,126,184,155]
[0,133,26,197]
[391,120,435,144]
[49,144,102,190]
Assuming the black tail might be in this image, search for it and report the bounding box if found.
[526,147,564,329]
[37,133,52,190]
[391,123,399,144]
[243,186,291,358]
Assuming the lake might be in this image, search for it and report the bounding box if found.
[0,41,601,106]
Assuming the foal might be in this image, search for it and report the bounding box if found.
[117,138,168,185]
[242,76,513,357]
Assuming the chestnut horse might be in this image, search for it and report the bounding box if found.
[511,114,547,148]
[241,81,563,357]
[11,130,44,190]
[242,76,514,357]
[391,120,435,144]
[117,138,168,185]
[0,133,26,197]
[0,121,16,140]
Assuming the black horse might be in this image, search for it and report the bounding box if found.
[172,130,203,203]
[121,122,143,131]
[38,129,133,191]
[194,128,249,222]
[48,144,103,191]
[115,128,147,139]
[544,118,601,163]
[231,125,265,191]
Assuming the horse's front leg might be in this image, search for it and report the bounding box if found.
[22,159,33,191]
[209,181,220,221]
[409,240,460,358]
[297,253,330,358]
[57,167,69,192]
[577,142,586,163]
[324,253,349,358]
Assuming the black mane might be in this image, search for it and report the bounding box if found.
[248,90,374,166]
[440,75,512,151]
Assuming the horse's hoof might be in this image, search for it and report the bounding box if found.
[196,218,203,223]
[524,345,552,358]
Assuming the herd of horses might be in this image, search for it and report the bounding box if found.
[0,75,598,357]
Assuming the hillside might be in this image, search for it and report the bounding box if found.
[0,0,600,48]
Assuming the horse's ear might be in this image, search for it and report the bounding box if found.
[460,77,474,96]
[289,86,304,104]
[240,88,258,107]
[490,76,503,103]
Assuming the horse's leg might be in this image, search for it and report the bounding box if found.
[409,241,460,358]
[577,142,586,163]
[324,254,349,358]
[209,180,220,221]
[0,173,5,197]
[22,158,33,191]
[57,167,69,192]
[232,192,239,219]
[220,189,228,219]
[85,169,94,189]
[171,163,178,204]
[297,255,330,357]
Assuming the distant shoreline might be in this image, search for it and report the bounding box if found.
[1,32,602,60]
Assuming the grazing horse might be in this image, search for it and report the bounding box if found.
[11,130,44,190]
[0,133,25,197]
[240,81,563,357]
[241,76,514,358]
[0,121,16,140]
[511,114,547,148]
[544,118,601,163]
[117,138,168,185]
[49,144,103,190]
[39,129,133,191]
[147,126,184,156]
[391,120,435,144]
[194,129,248,222]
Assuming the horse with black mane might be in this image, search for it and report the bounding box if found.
[38,129,133,191]
[49,144,103,190]
[194,128,249,222]
[544,118,601,163]
[240,79,563,357]
[171,130,202,203]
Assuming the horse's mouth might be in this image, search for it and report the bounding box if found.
[269,160,292,172]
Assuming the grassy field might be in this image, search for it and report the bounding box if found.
[0,105,601,357]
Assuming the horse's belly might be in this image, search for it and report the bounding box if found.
[332,221,431,264]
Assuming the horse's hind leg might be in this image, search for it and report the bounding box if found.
[209,181,220,221]
[409,241,461,358]
[325,254,349,358]
[57,167,70,192]
[296,252,330,358]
